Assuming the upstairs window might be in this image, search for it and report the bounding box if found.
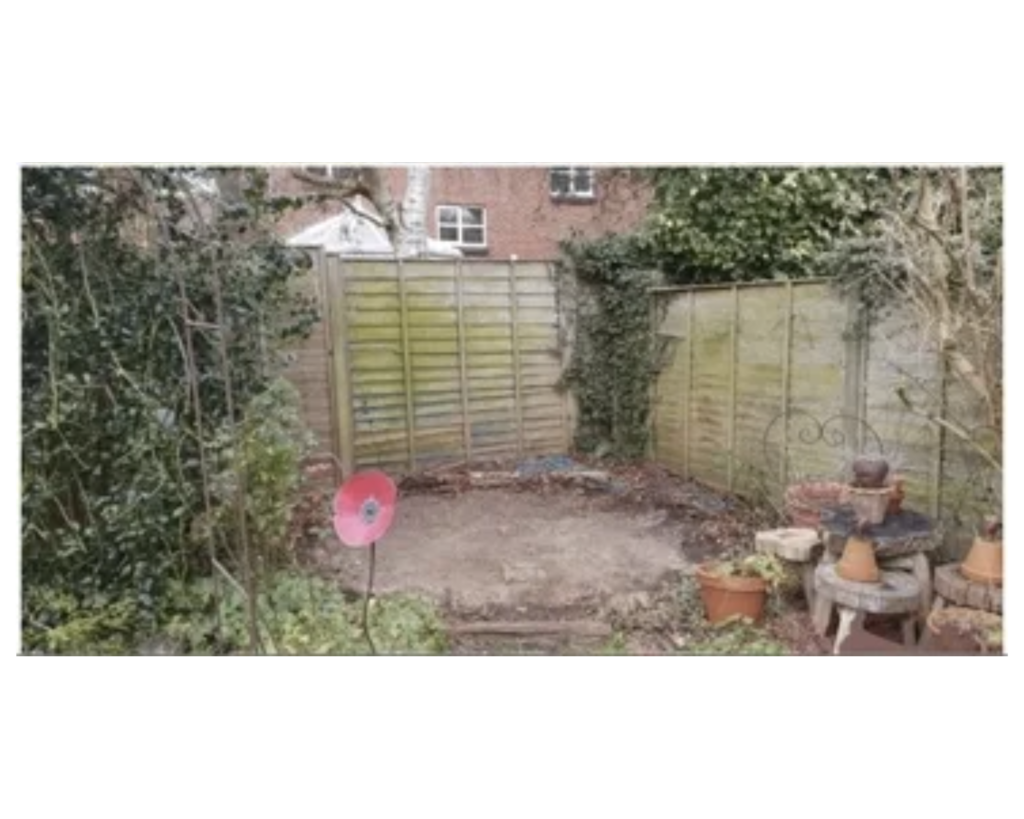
[550,167,595,200]
[437,205,487,249]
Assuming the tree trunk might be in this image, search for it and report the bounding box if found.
[397,166,431,257]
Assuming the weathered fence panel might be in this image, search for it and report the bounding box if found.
[294,256,571,473]
[651,280,998,554]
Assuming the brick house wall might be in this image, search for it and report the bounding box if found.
[267,166,651,258]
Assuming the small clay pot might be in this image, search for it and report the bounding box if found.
[836,535,880,583]
[961,537,1003,586]
[852,456,890,488]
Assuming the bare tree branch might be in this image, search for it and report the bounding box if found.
[288,166,406,246]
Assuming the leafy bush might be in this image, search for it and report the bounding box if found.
[22,587,141,655]
[645,167,891,284]
[21,167,317,642]
[160,572,448,655]
[23,569,450,656]
[198,378,315,571]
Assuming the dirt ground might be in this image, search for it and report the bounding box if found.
[297,459,981,655]
[320,489,692,610]
[303,460,839,654]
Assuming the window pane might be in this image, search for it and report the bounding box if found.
[438,206,458,225]
[461,207,484,226]
[462,227,485,245]
[573,168,593,193]
[550,169,570,195]
[439,226,459,241]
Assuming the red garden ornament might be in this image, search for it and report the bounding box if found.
[332,470,398,655]
[332,469,397,547]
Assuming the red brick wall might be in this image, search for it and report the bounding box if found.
[266,166,650,258]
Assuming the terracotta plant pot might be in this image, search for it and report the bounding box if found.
[846,485,891,526]
[926,607,1002,654]
[784,481,847,529]
[852,456,890,488]
[836,535,880,583]
[960,537,1003,586]
[886,478,905,516]
[695,564,768,624]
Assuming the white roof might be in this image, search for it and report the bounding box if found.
[286,196,462,258]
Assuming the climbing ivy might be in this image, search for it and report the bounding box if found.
[558,233,659,460]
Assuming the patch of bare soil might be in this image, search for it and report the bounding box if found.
[313,487,690,611]
[300,457,823,655]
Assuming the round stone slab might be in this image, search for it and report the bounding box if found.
[820,505,935,559]
[755,528,821,562]
[814,564,920,614]
[934,563,1003,613]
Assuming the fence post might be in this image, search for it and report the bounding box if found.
[858,305,870,445]
[556,263,576,453]
[727,285,739,490]
[842,297,868,452]
[683,289,695,477]
[327,254,355,479]
[455,259,472,462]
[396,259,417,471]
[317,250,339,483]
[509,258,524,456]
[779,281,794,487]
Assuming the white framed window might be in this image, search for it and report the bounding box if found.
[436,205,487,248]
[550,167,595,200]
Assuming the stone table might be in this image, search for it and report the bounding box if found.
[754,528,822,607]
[814,564,921,655]
[818,505,936,627]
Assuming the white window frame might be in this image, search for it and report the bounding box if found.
[436,205,488,249]
[550,166,595,200]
